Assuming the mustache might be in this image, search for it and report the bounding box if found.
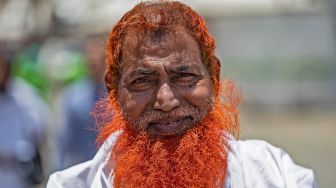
[135,104,205,129]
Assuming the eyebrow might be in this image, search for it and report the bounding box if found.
[170,64,202,74]
[129,68,156,77]
[175,64,189,72]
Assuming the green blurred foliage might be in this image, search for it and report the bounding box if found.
[12,44,88,99]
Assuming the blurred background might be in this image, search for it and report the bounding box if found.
[0,0,334,187]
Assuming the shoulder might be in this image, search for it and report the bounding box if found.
[227,139,317,188]
[47,131,122,188]
[47,160,94,188]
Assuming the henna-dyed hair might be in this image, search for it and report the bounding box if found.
[104,1,221,98]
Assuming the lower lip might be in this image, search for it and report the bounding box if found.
[150,117,191,135]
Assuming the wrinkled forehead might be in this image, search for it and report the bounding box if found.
[120,28,200,68]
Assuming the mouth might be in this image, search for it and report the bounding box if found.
[148,116,193,137]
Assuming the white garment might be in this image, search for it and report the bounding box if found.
[47,131,316,188]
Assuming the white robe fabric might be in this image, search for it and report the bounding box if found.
[47,131,317,188]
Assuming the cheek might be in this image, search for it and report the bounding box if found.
[180,80,213,110]
[118,88,152,122]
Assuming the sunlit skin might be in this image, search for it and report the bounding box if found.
[117,31,214,138]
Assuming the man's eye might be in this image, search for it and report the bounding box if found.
[173,73,199,87]
[174,73,195,82]
[128,77,154,91]
[134,77,151,83]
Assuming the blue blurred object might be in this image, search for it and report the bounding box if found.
[0,78,48,187]
[55,38,107,169]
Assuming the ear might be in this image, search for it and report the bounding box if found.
[104,70,113,92]
[209,56,221,97]
[212,56,221,81]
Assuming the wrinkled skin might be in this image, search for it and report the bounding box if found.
[117,31,214,138]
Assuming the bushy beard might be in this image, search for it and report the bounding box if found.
[108,102,231,188]
[95,80,240,188]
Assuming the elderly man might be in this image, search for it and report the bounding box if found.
[48,1,316,187]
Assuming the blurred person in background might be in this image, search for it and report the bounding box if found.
[55,36,107,169]
[0,42,46,187]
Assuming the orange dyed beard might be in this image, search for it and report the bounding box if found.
[108,101,231,188]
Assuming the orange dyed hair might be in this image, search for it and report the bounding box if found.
[104,1,221,98]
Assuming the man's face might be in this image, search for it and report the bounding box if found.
[117,31,214,138]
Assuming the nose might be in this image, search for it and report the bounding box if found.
[154,83,180,112]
